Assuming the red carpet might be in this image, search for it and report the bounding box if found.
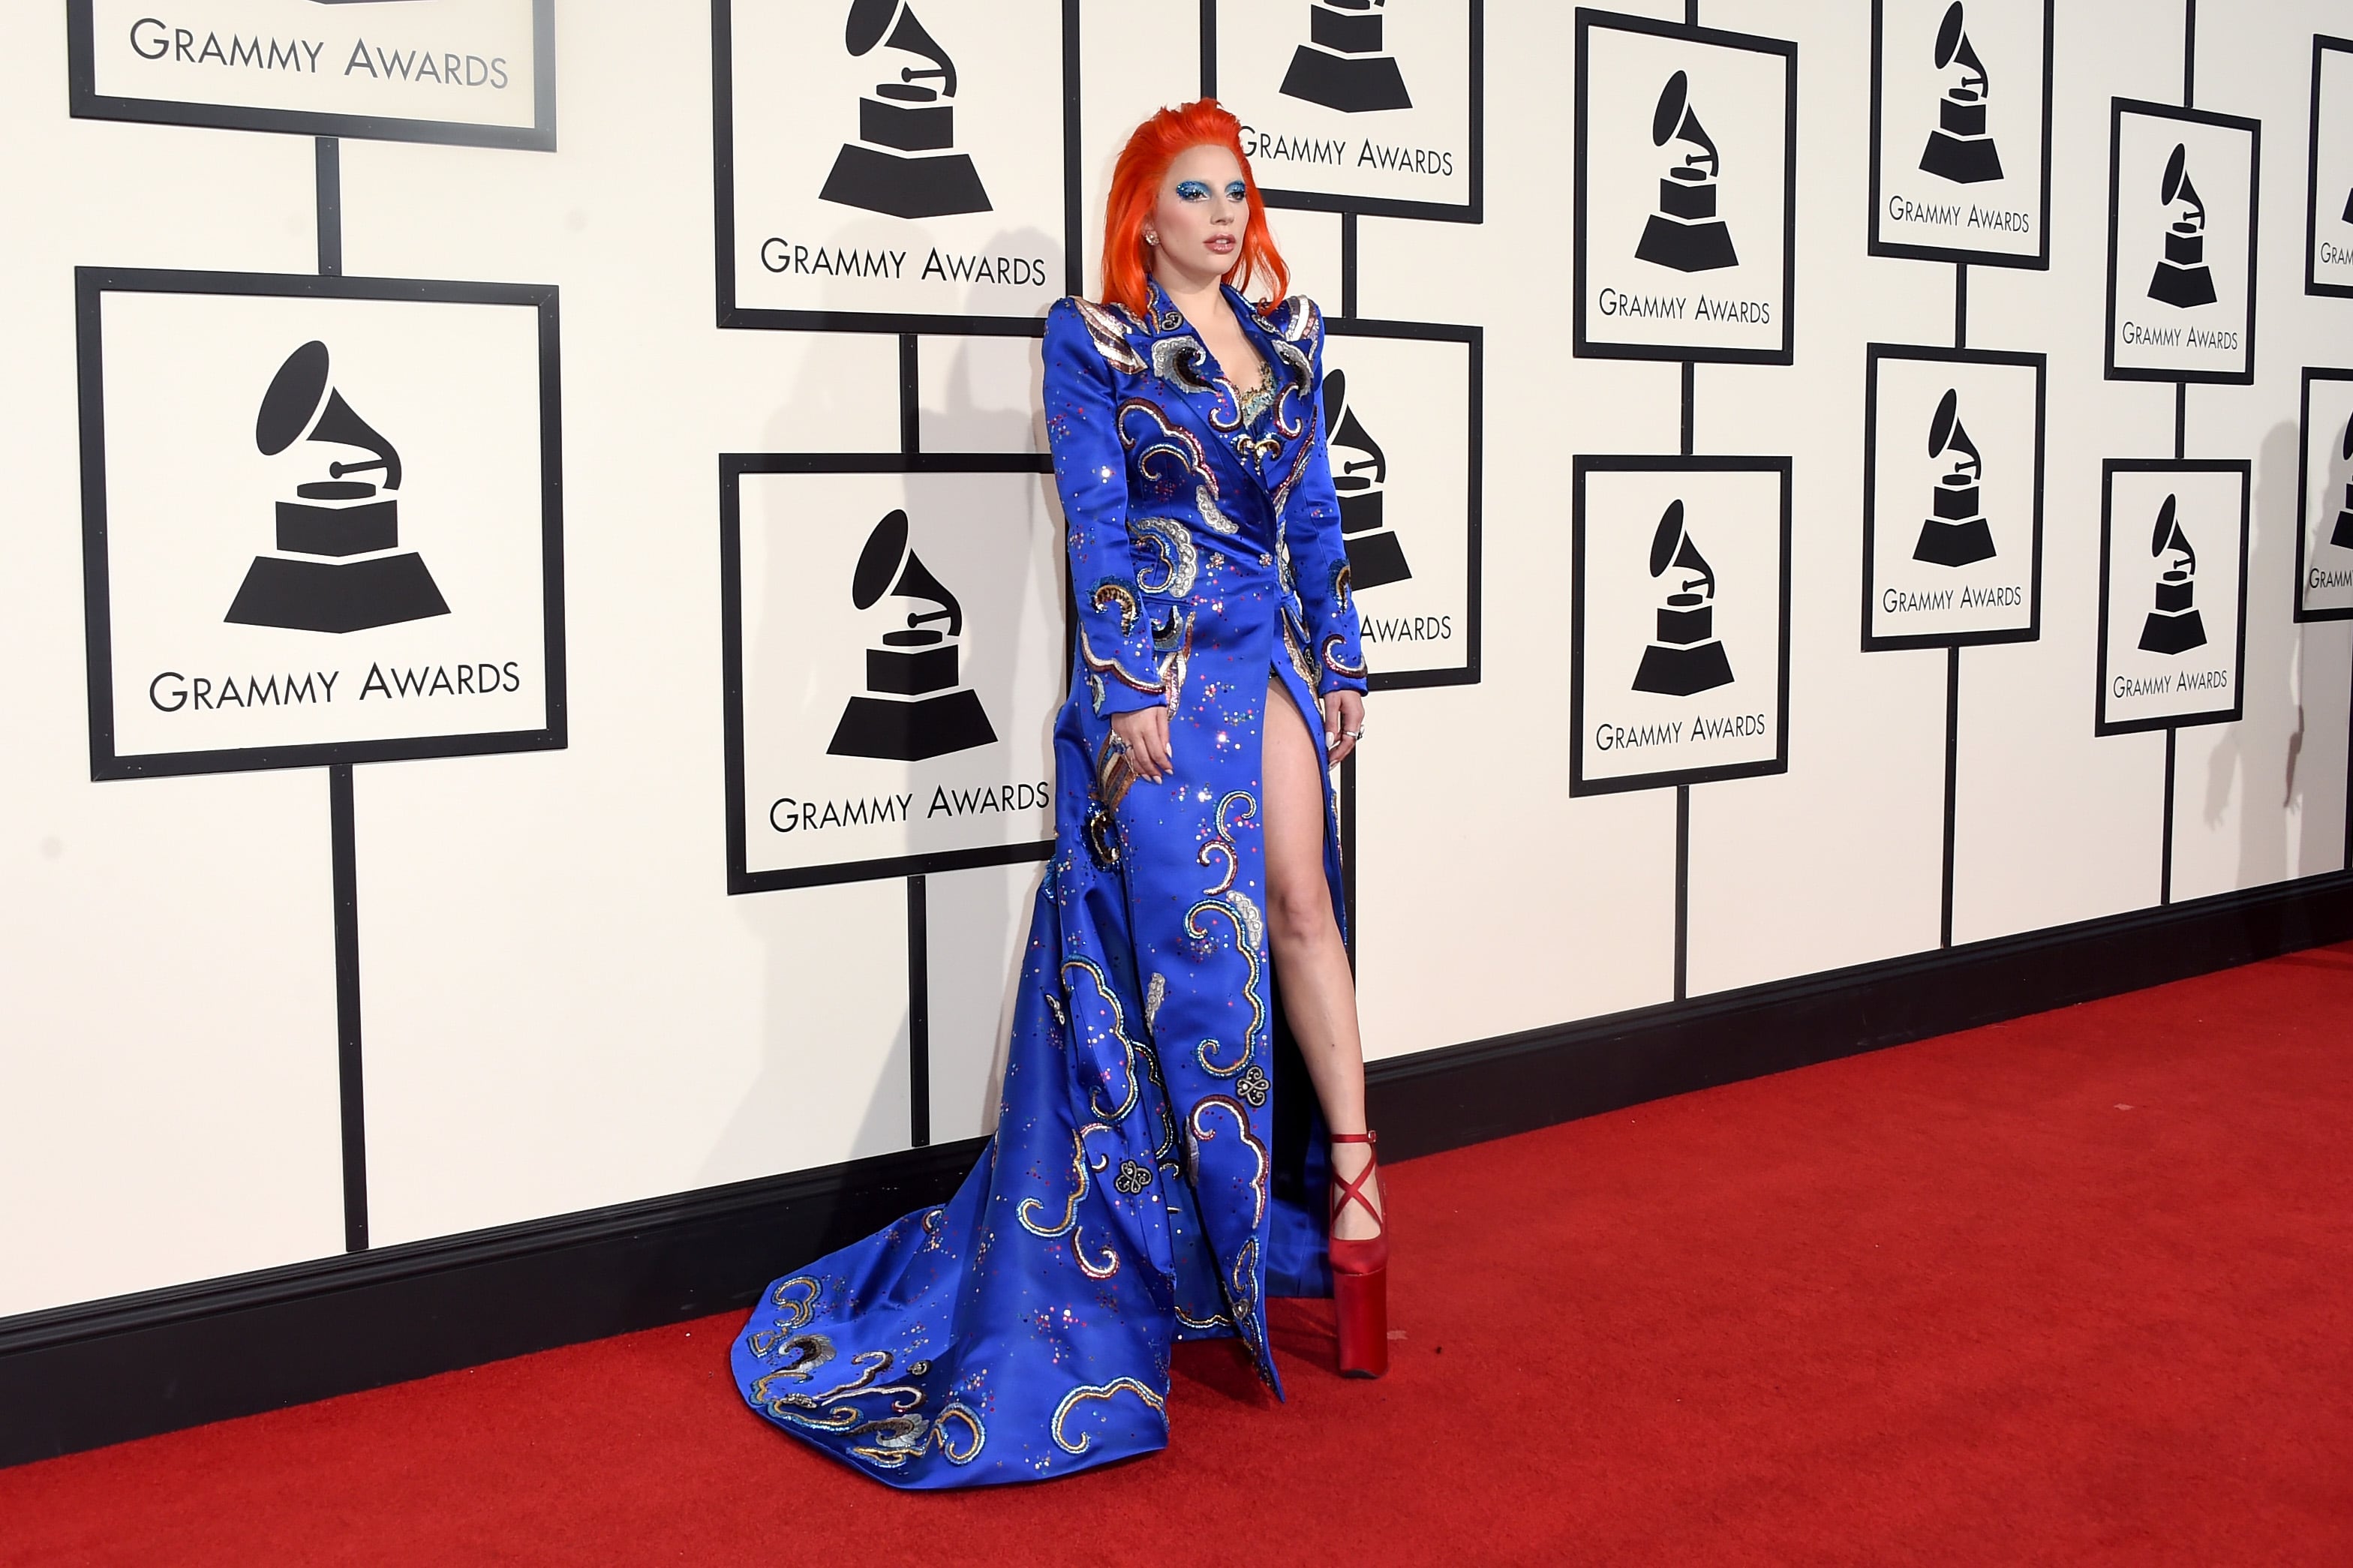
[7,945,2351,1566]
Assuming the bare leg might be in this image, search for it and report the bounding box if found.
[1261,678,1383,1242]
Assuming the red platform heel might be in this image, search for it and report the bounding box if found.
[1328,1131,1389,1379]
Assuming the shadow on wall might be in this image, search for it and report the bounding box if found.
[2203,421,2319,885]
[695,225,1066,1184]
[932,320,1059,1140]
[696,253,915,1191]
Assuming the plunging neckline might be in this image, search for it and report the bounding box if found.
[1158,284,1274,403]
[1198,335,1273,412]
[1208,340,1273,398]
[1231,359,1280,427]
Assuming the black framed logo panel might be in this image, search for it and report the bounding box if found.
[1573,10,1798,366]
[66,0,555,150]
[1868,0,2052,268]
[1201,0,1483,224]
[2294,368,2353,623]
[2095,458,2249,737]
[1571,455,1793,796]
[77,268,566,782]
[714,0,1079,336]
[1322,318,1482,692]
[2306,35,2353,300]
[722,452,1065,894]
[2104,98,2260,386]
[1862,344,2046,651]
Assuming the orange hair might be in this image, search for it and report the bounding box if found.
[1099,99,1289,320]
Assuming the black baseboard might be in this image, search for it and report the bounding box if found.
[5,871,2349,1469]
[0,1137,986,1470]
[1370,872,2353,1158]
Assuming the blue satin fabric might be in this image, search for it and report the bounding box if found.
[732,281,1371,1488]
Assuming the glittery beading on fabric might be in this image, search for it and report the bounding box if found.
[733,280,1368,1488]
[1071,297,1148,374]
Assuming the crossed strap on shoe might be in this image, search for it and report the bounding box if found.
[1327,1130,1386,1242]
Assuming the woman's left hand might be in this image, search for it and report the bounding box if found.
[1322,689,1365,766]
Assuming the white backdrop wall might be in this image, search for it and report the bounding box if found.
[4,1,2349,1323]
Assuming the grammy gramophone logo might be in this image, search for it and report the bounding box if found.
[828,508,997,761]
[1915,389,1997,568]
[819,0,992,221]
[2147,143,2217,308]
[1636,71,1738,273]
[1320,368,1411,590]
[224,340,449,635]
[1918,2,2003,185]
[2329,413,2353,551]
[1631,500,1735,696]
[1280,0,1412,114]
[2137,494,2207,655]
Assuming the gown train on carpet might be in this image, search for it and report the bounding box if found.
[732,281,1369,1486]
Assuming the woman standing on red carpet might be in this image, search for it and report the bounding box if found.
[732,99,1387,1487]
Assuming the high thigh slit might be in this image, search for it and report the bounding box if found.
[732,281,1369,1487]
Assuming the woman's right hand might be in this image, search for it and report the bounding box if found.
[1109,704,1173,782]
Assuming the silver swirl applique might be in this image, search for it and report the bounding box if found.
[1195,790,1258,897]
[1227,888,1265,951]
[1051,1377,1167,1455]
[747,1338,984,1470]
[1195,483,1240,535]
[1060,957,1146,1120]
[1230,1238,1262,1328]
[1235,1065,1270,1108]
[1152,335,1216,395]
[1279,610,1317,683]
[1184,895,1265,1077]
[1023,1123,1132,1282]
[1270,333,1316,391]
[1118,398,1237,539]
[1153,606,1195,716]
[1268,337,1315,440]
[1016,1119,1116,1241]
[764,1275,819,1332]
[1131,515,1198,597]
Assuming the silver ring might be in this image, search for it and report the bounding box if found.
[1342,727,1364,740]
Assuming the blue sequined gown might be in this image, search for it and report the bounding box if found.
[732,281,1372,1487]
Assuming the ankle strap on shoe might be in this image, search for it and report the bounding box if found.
[1327,1131,1384,1236]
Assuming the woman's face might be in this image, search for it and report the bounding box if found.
[1149,144,1250,289]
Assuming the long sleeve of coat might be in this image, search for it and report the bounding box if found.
[1042,299,1168,718]
[1281,317,1372,699]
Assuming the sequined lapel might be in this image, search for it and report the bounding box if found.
[1231,287,1320,511]
[1132,281,1319,504]
[1137,280,1248,437]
